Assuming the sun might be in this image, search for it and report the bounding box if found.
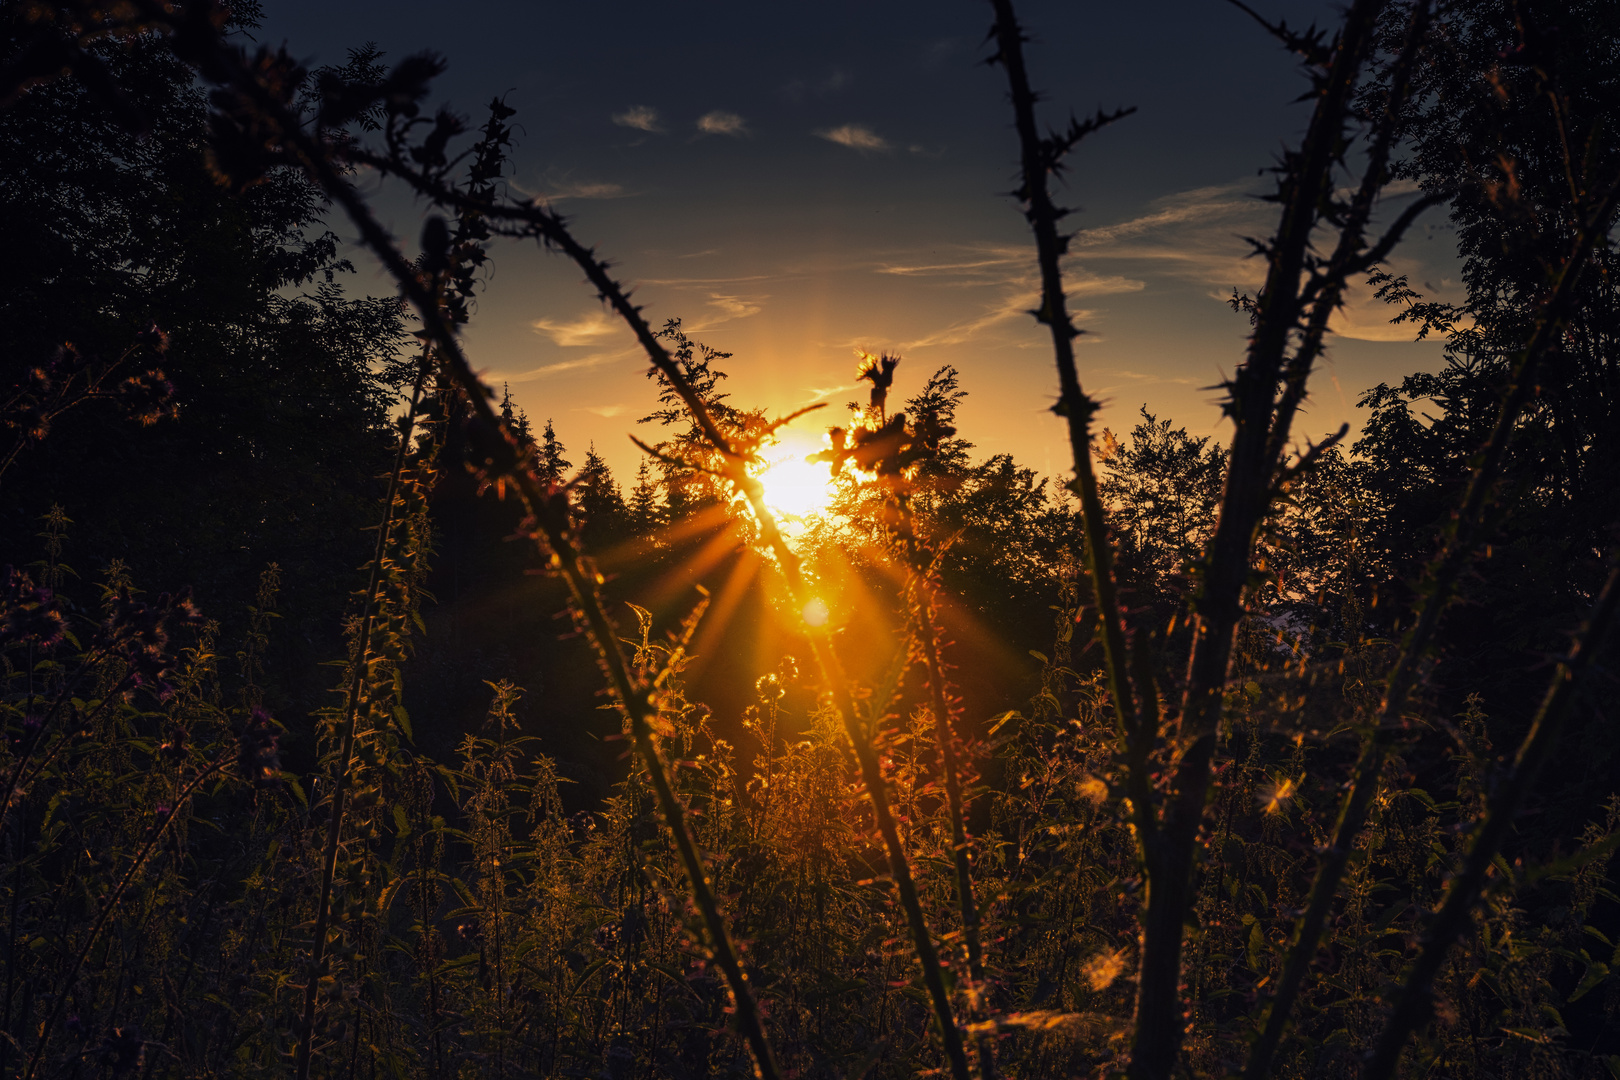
[755,431,838,522]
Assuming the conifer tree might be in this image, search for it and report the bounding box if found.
[576,444,628,547]
[628,457,662,535]
[536,418,571,484]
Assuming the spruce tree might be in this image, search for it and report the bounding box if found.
[576,444,629,548]
[536,418,571,484]
[628,458,662,535]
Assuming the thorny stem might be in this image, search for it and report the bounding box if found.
[1241,1,1433,1067]
[1247,165,1620,1078]
[221,73,787,1080]
[508,197,976,1080]
[419,147,979,1080]
[377,127,979,1080]
[986,0,1142,775]
[295,349,432,1080]
[1363,551,1620,1080]
[1261,1,1434,475]
[22,753,231,1080]
[983,20,1175,1056]
[1129,4,1389,1076]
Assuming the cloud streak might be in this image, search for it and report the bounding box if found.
[697,110,747,136]
[706,293,763,321]
[507,353,623,381]
[818,124,888,152]
[612,105,661,133]
[531,310,621,347]
[511,173,631,203]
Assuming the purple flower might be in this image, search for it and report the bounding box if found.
[118,368,177,426]
[97,588,203,701]
[0,567,66,650]
[237,706,282,787]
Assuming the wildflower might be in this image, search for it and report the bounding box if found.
[118,368,178,426]
[1081,948,1127,992]
[1,566,66,649]
[159,725,189,761]
[133,322,170,354]
[98,588,203,701]
[237,707,282,787]
[856,350,900,415]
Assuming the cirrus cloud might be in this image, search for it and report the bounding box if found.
[696,110,748,136]
[531,310,619,347]
[612,105,662,132]
[817,123,889,152]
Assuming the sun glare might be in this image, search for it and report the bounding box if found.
[755,432,838,522]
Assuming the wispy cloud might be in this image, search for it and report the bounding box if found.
[1065,183,1273,290]
[706,293,763,321]
[818,123,889,152]
[876,247,1144,297]
[551,180,627,200]
[637,273,776,287]
[877,252,1024,278]
[902,290,1085,349]
[512,173,631,203]
[697,110,748,136]
[578,404,628,418]
[612,105,662,133]
[1071,185,1252,249]
[507,353,622,381]
[531,310,619,347]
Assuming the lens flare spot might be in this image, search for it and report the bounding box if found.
[802,597,830,627]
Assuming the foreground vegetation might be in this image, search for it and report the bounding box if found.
[2,1,1618,1078]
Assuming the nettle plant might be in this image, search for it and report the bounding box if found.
[2,1,1619,1079]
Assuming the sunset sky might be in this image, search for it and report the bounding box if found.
[260,0,1461,483]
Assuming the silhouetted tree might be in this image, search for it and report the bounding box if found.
[628,458,663,535]
[536,418,570,485]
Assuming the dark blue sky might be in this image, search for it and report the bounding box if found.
[259,1,1457,480]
